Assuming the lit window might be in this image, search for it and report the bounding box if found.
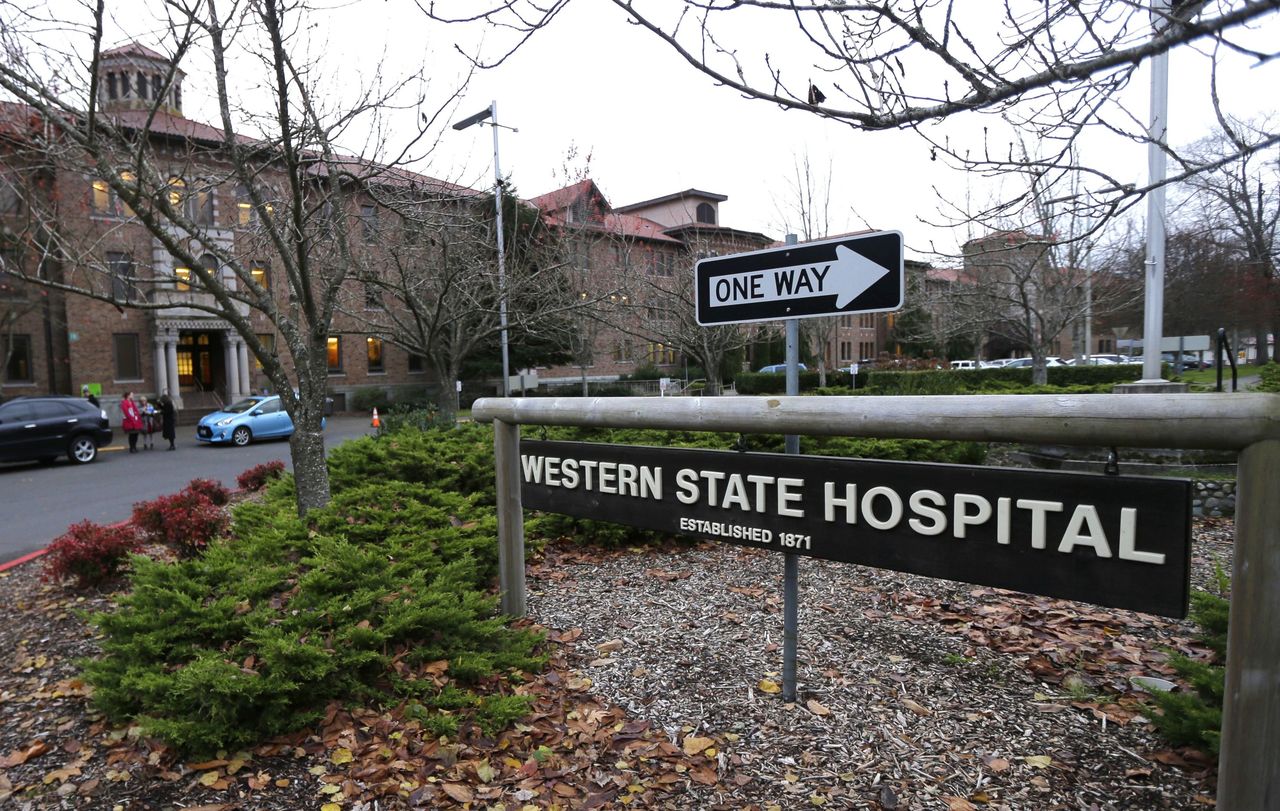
[174,267,191,292]
[117,172,136,217]
[250,264,269,290]
[167,176,186,208]
[236,185,253,227]
[91,180,111,213]
[327,336,342,372]
[254,333,275,370]
[367,337,384,373]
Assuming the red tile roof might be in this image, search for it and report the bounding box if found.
[100,43,171,62]
[528,179,605,214]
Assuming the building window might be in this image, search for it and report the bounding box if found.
[167,176,186,209]
[152,74,162,101]
[367,337,384,373]
[0,178,21,215]
[107,72,118,100]
[0,249,25,300]
[647,342,676,365]
[364,281,383,310]
[407,352,426,373]
[2,334,33,382]
[113,333,142,380]
[120,72,130,98]
[250,262,269,290]
[173,266,192,292]
[137,72,148,100]
[695,202,716,224]
[106,252,135,302]
[327,336,342,373]
[236,184,254,227]
[92,172,137,217]
[360,204,378,242]
[254,333,275,370]
[187,181,215,225]
[613,340,633,363]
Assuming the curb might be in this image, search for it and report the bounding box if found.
[0,547,49,573]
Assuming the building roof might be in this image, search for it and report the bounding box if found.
[662,221,773,246]
[100,43,171,62]
[614,188,728,213]
[528,178,604,215]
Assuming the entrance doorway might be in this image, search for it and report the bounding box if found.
[177,330,225,408]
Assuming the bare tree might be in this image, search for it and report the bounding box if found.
[774,152,838,385]
[1179,117,1279,362]
[0,0,462,513]
[421,1,1280,233]
[354,184,579,421]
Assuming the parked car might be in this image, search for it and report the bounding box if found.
[980,358,1016,369]
[757,363,808,374]
[1064,356,1116,366]
[1163,352,1210,369]
[0,395,112,464]
[197,395,316,447]
[949,360,978,370]
[1002,357,1064,369]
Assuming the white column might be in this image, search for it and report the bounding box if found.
[224,334,241,402]
[153,339,167,397]
[238,340,251,396]
[166,338,181,408]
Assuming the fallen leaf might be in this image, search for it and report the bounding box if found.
[806,699,831,716]
[1024,755,1053,769]
[902,698,932,716]
[321,804,342,811]
[1,740,50,767]
[330,747,353,765]
[758,678,782,694]
[944,797,977,811]
[682,736,714,756]
[442,782,474,802]
[986,757,1010,772]
[198,770,222,787]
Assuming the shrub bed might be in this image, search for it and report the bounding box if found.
[85,476,542,756]
[865,363,1165,395]
[131,482,232,557]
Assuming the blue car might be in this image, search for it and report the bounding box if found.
[197,395,304,446]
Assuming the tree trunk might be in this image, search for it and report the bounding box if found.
[288,410,330,516]
[1255,327,1270,365]
[435,362,461,425]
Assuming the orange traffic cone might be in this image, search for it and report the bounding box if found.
[371,407,380,429]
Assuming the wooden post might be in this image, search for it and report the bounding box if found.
[1218,438,1280,808]
[493,418,526,616]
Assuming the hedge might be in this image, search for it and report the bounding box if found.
[864,363,1167,395]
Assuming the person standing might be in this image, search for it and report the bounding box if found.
[139,396,157,450]
[120,391,143,453]
[81,385,99,408]
[159,393,177,451]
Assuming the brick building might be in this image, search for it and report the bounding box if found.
[0,43,469,420]
[528,181,893,386]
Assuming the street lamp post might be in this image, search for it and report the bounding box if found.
[454,101,512,397]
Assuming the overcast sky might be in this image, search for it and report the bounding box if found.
[28,1,1280,261]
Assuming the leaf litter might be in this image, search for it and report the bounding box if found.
[0,518,1233,809]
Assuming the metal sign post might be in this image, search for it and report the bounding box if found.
[782,234,801,704]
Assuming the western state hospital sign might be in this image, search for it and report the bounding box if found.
[521,441,1191,618]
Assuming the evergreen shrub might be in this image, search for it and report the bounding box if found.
[236,460,286,491]
[1150,587,1229,755]
[351,386,392,413]
[327,423,495,498]
[85,476,542,756]
[1256,361,1280,392]
[43,520,141,588]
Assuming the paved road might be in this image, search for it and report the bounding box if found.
[0,416,375,564]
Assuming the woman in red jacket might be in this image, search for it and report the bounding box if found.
[120,391,143,454]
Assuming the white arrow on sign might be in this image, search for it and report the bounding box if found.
[707,244,890,310]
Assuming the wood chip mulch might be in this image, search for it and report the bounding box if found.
[0,518,1232,810]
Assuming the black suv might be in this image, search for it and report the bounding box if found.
[0,396,113,465]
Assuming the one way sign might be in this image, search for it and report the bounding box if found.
[695,231,903,326]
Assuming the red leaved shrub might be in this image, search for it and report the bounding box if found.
[131,490,229,557]
[184,477,231,506]
[43,520,141,588]
[236,460,286,492]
